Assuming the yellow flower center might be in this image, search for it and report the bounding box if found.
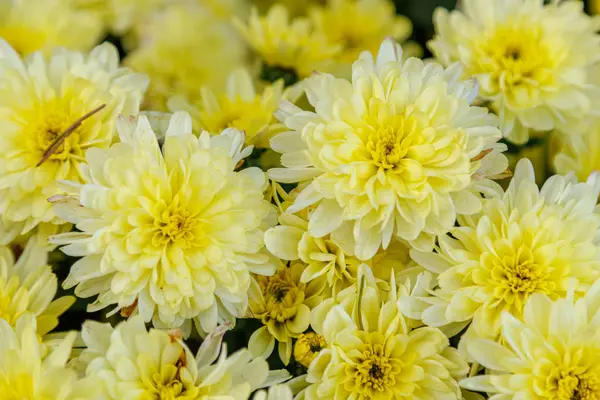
[556,371,600,400]
[474,22,558,106]
[143,352,198,400]
[347,340,398,394]
[293,332,327,367]
[153,205,199,248]
[259,273,305,324]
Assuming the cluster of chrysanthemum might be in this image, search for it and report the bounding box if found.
[3,0,600,399]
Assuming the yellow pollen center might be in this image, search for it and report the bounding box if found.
[154,207,198,247]
[353,345,396,393]
[144,357,198,400]
[256,272,305,324]
[556,372,600,400]
[368,125,407,170]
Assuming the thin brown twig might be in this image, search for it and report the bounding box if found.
[36,104,106,167]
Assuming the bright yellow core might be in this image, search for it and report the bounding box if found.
[475,22,558,104]
[294,332,327,368]
[347,336,398,395]
[257,271,304,324]
[365,112,421,171]
[144,356,199,399]
[556,370,600,400]
[201,95,271,141]
[152,201,200,249]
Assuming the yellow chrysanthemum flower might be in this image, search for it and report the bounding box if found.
[0,0,103,56]
[269,39,507,260]
[402,158,600,343]
[0,314,80,399]
[0,235,74,338]
[50,113,276,335]
[127,4,247,110]
[235,5,340,85]
[309,0,414,76]
[79,315,272,399]
[430,0,600,144]
[300,265,469,399]
[265,183,419,294]
[248,262,325,365]
[293,332,327,368]
[168,68,290,148]
[0,40,147,245]
[253,0,325,16]
[554,124,600,182]
[460,285,600,399]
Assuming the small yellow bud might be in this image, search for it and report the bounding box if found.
[293,332,327,368]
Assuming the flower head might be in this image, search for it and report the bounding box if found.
[248,262,325,364]
[269,39,507,260]
[430,0,600,144]
[460,284,600,400]
[126,4,247,110]
[294,332,327,368]
[301,265,468,399]
[0,235,74,338]
[79,315,270,399]
[265,183,419,294]
[554,124,600,182]
[0,0,103,56]
[310,0,414,76]
[235,5,340,85]
[403,158,600,343]
[51,113,277,335]
[169,68,290,148]
[0,40,148,245]
[0,314,79,399]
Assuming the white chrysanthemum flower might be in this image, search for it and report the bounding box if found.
[430,0,600,144]
[0,234,74,338]
[0,40,148,245]
[461,282,600,399]
[269,39,507,259]
[78,315,271,399]
[401,158,600,343]
[50,112,277,335]
[0,314,80,399]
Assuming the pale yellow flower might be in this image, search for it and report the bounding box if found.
[0,234,74,338]
[168,68,288,148]
[50,113,277,336]
[269,39,507,260]
[253,0,325,16]
[460,284,600,399]
[0,0,103,56]
[430,0,600,144]
[79,315,271,399]
[401,158,600,343]
[293,332,327,368]
[0,40,147,245]
[0,314,79,400]
[265,183,419,294]
[310,0,414,76]
[127,4,247,110]
[300,265,469,399]
[554,123,600,182]
[254,384,294,400]
[235,5,340,84]
[248,262,325,365]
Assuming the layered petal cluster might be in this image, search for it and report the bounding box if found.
[403,158,600,343]
[0,234,74,337]
[301,265,468,399]
[235,5,340,84]
[126,3,247,110]
[169,68,290,148]
[248,262,325,364]
[265,183,419,294]
[51,113,276,335]
[269,39,507,260]
[0,314,80,400]
[430,0,600,144]
[310,0,415,76]
[254,385,294,400]
[554,123,600,182]
[0,40,148,244]
[461,284,600,399]
[79,315,270,399]
[0,0,103,55]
